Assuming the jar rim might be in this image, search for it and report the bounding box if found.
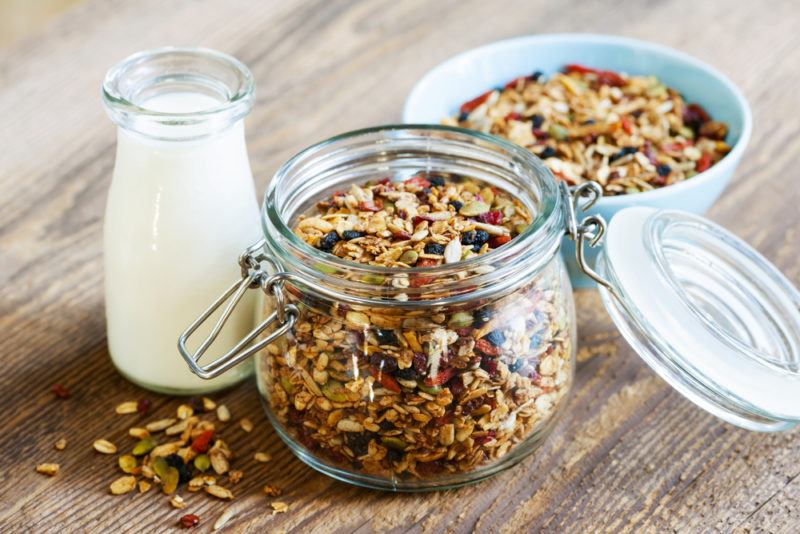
[262,125,566,307]
[102,47,255,140]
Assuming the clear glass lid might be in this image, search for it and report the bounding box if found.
[597,207,800,432]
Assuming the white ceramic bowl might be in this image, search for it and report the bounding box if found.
[403,33,752,287]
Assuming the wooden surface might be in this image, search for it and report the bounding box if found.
[1,0,799,532]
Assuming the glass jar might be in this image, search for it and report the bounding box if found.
[179,125,800,491]
[102,48,261,394]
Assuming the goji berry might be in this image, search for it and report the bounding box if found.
[423,367,456,387]
[475,338,501,357]
[504,112,522,121]
[190,430,214,453]
[137,398,151,416]
[695,153,712,173]
[489,235,511,248]
[370,367,401,393]
[620,116,634,134]
[503,76,529,90]
[459,90,494,115]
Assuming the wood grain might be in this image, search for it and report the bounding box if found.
[1,0,799,532]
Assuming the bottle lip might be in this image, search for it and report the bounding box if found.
[261,125,566,308]
[102,47,255,141]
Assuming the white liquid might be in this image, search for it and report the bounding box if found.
[104,92,261,393]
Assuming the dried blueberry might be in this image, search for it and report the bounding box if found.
[483,329,505,347]
[395,367,418,380]
[369,353,398,374]
[458,111,469,122]
[448,200,463,212]
[165,454,192,484]
[474,230,489,245]
[345,433,373,457]
[508,359,523,373]
[424,243,445,255]
[656,164,671,177]
[460,230,477,246]
[531,71,544,82]
[540,146,557,159]
[379,419,394,431]
[317,231,340,252]
[386,447,404,463]
[583,119,596,125]
[529,334,542,349]
[473,307,493,327]
[374,328,398,345]
[609,146,638,163]
[428,175,445,187]
[342,230,365,240]
[531,113,545,129]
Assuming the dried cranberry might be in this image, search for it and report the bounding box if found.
[473,430,497,446]
[449,377,465,397]
[187,396,204,413]
[412,352,428,375]
[480,356,498,377]
[424,367,456,387]
[455,327,474,337]
[179,514,200,528]
[137,398,151,416]
[476,210,503,225]
[432,411,454,426]
[462,396,484,414]
[51,384,69,399]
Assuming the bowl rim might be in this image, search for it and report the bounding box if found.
[402,32,752,207]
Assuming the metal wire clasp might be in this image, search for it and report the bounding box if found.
[560,181,615,292]
[178,239,298,379]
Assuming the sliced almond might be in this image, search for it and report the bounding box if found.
[115,401,138,414]
[150,441,183,457]
[109,476,136,495]
[93,439,117,454]
[209,450,230,475]
[35,463,59,476]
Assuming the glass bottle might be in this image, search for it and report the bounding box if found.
[102,47,261,394]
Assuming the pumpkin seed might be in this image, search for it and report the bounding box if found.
[381,437,408,451]
[321,380,348,402]
[194,454,211,472]
[398,249,418,265]
[161,466,179,494]
[132,437,156,456]
[109,475,136,495]
[118,455,138,474]
[448,311,473,328]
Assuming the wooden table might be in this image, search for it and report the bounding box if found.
[2,1,799,532]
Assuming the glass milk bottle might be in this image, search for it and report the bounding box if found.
[101,48,261,394]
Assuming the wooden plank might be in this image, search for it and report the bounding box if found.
[0,0,798,532]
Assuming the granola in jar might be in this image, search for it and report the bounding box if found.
[258,171,574,484]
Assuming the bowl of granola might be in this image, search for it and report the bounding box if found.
[403,34,752,286]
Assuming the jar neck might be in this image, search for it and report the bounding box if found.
[261,125,565,308]
[102,47,255,142]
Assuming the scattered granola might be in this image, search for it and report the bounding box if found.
[262,485,282,497]
[259,172,574,483]
[36,463,59,476]
[93,439,118,454]
[271,502,289,515]
[254,452,271,463]
[109,475,137,495]
[239,418,253,433]
[178,514,200,528]
[170,495,187,509]
[214,508,235,530]
[443,65,731,195]
[115,401,138,414]
[54,438,67,451]
[228,470,243,484]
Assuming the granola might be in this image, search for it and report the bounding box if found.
[259,173,574,483]
[443,65,731,195]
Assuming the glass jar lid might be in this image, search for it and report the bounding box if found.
[596,206,800,432]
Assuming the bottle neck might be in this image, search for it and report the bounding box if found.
[103,47,255,142]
